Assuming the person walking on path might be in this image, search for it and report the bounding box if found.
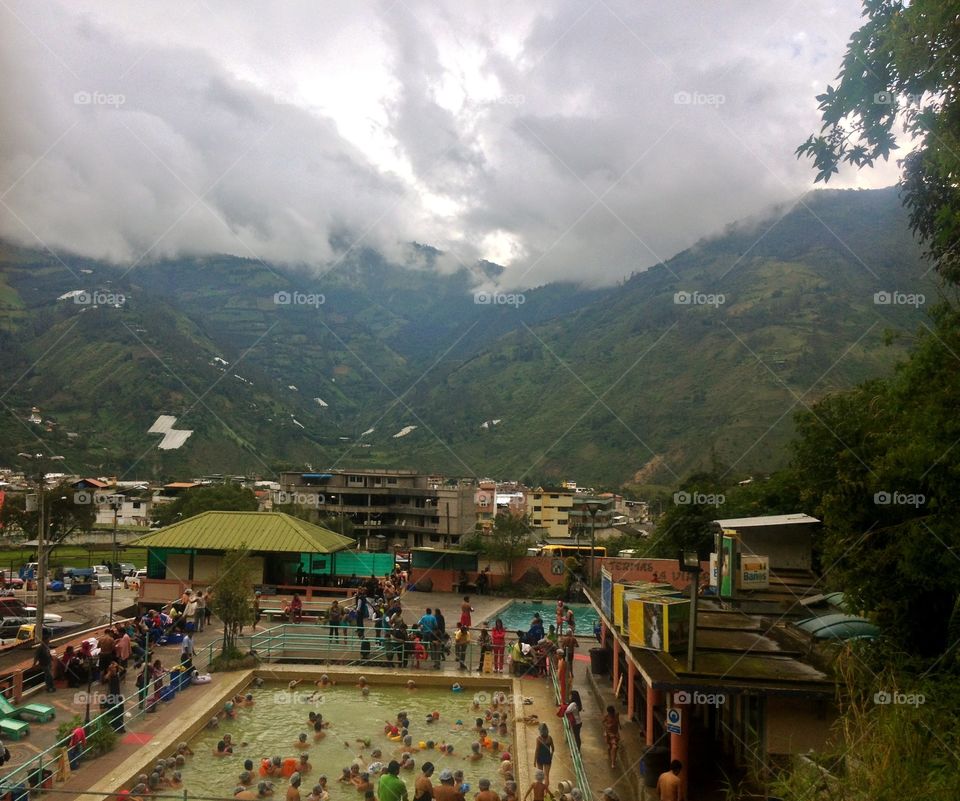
[561,691,584,749]
[533,724,555,787]
[601,706,620,769]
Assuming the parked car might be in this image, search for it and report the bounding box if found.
[95,574,123,591]
[113,562,137,579]
[124,569,147,589]
[91,564,110,575]
[0,598,61,623]
[1,573,24,590]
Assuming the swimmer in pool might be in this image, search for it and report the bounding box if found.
[298,754,312,774]
[338,768,352,784]
[354,772,372,793]
[296,733,310,750]
[214,740,233,756]
[466,743,482,762]
[314,720,326,740]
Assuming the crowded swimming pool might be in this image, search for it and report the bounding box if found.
[172,679,521,799]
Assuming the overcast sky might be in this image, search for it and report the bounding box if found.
[0,1,900,288]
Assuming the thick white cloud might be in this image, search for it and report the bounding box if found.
[0,0,899,287]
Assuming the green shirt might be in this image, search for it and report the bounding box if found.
[379,773,408,801]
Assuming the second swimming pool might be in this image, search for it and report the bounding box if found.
[483,601,599,637]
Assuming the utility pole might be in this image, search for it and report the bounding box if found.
[18,453,64,635]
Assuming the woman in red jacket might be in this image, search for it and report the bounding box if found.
[491,618,506,673]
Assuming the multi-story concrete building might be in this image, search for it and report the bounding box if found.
[278,469,476,549]
[525,486,574,539]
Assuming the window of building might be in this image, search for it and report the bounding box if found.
[387,477,398,485]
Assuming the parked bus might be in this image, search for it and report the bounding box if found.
[538,544,607,559]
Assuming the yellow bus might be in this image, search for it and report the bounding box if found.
[538,544,607,559]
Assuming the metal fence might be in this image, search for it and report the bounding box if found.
[548,660,591,799]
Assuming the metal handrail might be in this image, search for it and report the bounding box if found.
[548,659,590,798]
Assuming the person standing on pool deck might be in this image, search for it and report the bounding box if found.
[418,608,440,668]
[434,608,447,661]
[378,761,408,801]
[459,597,473,628]
[561,691,584,749]
[491,618,507,673]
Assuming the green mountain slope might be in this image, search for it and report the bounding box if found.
[0,187,930,486]
[368,188,932,487]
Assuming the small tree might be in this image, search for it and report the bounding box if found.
[210,547,254,659]
[485,513,533,579]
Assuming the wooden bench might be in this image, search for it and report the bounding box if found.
[260,599,335,622]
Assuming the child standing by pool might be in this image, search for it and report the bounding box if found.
[523,772,554,801]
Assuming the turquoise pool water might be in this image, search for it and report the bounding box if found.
[484,601,599,636]
[175,682,519,798]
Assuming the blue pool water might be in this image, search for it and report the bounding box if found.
[483,600,599,636]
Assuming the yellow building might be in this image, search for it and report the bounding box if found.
[525,486,574,539]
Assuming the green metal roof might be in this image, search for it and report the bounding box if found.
[130,511,355,554]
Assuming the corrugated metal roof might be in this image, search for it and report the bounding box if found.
[130,511,355,554]
[715,514,820,529]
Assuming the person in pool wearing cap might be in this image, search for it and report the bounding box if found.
[432,770,459,801]
[286,772,302,801]
[476,778,500,801]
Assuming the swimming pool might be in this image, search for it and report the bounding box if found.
[484,601,599,637]
[176,681,519,798]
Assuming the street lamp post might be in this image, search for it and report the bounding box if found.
[109,496,121,623]
[584,501,603,586]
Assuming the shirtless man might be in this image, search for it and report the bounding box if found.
[287,773,303,801]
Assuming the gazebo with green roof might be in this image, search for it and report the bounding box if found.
[130,511,356,586]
